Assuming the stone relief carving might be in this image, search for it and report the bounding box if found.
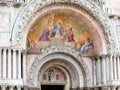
[28,46,89,86]
[11,0,118,53]
[0,12,10,32]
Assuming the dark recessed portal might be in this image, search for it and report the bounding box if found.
[41,85,64,90]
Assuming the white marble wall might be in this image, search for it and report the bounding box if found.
[0,5,23,47]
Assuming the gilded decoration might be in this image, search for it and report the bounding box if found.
[27,13,95,55]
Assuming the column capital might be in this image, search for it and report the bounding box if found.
[3,48,7,50]
[12,48,17,52]
[17,85,22,88]
[101,86,107,90]
[110,86,117,90]
[0,48,2,50]
[1,85,7,88]
[22,49,27,54]
[9,86,14,88]
[100,54,107,58]
[23,86,28,90]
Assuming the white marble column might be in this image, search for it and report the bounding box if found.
[9,86,14,90]
[101,87,107,90]
[96,57,101,85]
[106,55,110,83]
[23,50,27,84]
[101,55,106,85]
[17,86,21,90]
[3,48,6,79]
[110,54,113,80]
[13,49,17,79]
[18,50,21,79]
[1,85,6,90]
[118,87,120,90]
[111,86,116,90]
[8,49,11,79]
[93,58,97,85]
[0,48,2,79]
[113,55,117,80]
[107,87,111,90]
[24,86,28,90]
[117,55,120,79]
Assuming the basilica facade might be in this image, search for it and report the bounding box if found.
[0,0,120,90]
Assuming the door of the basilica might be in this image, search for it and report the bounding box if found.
[41,85,64,90]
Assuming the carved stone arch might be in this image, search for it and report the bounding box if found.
[11,0,118,54]
[28,48,90,88]
[38,60,73,88]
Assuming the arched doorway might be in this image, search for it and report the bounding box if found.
[28,51,88,90]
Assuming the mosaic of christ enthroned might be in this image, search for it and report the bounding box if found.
[27,13,95,55]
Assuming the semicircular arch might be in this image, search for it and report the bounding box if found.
[11,0,118,54]
[28,50,89,88]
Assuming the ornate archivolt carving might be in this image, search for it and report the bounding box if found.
[11,0,118,53]
[28,46,89,87]
[38,61,74,86]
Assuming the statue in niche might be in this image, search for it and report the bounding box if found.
[48,69,54,81]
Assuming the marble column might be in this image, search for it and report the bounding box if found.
[8,49,11,79]
[24,86,28,90]
[118,87,120,90]
[101,55,106,85]
[13,49,17,79]
[94,87,99,90]
[106,55,110,83]
[110,54,113,80]
[107,87,111,90]
[17,86,21,90]
[3,48,6,79]
[1,85,6,90]
[96,57,101,85]
[93,58,97,85]
[117,55,120,79]
[113,55,117,80]
[0,48,2,79]
[23,50,27,84]
[18,50,21,79]
[9,86,14,90]
[111,86,116,90]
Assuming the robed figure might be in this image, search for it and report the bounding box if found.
[39,28,50,41]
